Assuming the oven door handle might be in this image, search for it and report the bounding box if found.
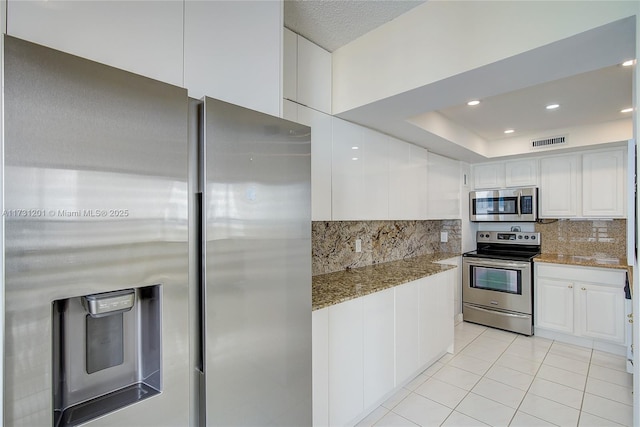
[464,303,530,319]
[464,258,530,269]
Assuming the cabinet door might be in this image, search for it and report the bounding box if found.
[535,277,574,333]
[419,271,455,367]
[363,289,395,409]
[427,153,460,219]
[312,309,329,427]
[395,280,421,384]
[582,149,625,217]
[473,163,504,189]
[297,36,332,114]
[362,128,389,220]
[577,283,625,343]
[283,99,298,122]
[298,106,332,221]
[539,155,579,218]
[184,1,281,116]
[505,159,538,187]
[328,298,364,426]
[331,118,363,220]
[283,28,298,102]
[388,139,427,219]
[8,0,184,87]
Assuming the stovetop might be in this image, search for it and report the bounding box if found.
[463,231,541,261]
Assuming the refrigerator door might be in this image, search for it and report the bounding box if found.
[201,97,311,426]
[3,36,190,426]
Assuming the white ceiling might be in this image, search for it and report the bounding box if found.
[283,0,425,52]
[284,2,635,162]
[437,64,634,142]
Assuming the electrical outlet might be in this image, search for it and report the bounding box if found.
[355,239,362,253]
[440,232,448,243]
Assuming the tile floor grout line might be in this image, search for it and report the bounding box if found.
[507,337,558,426]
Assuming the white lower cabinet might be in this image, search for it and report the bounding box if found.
[313,268,456,426]
[312,309,329,427]
[535,277,574,334]
[328,298,364,426]
[363,289,395,409]
[535,263,627,346]
[395,280,421,382]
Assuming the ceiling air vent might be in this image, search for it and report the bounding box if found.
[531,135,567,149]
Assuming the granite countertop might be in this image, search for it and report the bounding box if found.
[312,252,460,311]
[533,253,629,270]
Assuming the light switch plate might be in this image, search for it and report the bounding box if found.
[440,232,448,243]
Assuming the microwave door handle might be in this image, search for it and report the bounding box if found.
[517,191,522,217]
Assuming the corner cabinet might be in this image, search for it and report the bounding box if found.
[535,263,627,348]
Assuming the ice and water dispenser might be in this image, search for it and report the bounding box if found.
[52,285,162,426]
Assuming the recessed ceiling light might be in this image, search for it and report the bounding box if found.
[467,100,480,106]
[622,59,635,67]
[504,129,515,134]
[546,104,560,110]
[352,157,359,161]
[351,146,359,150]
[621,108,633,113]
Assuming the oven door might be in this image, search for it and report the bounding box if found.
[462,256,532,315]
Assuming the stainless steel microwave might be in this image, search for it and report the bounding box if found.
[470,187,538,222]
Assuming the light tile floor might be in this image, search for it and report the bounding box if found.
[356,322,633,427]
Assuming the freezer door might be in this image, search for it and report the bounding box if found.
[3,36,190,426]
[201,97,312,426]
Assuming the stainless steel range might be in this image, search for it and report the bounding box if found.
[462,231,541,335]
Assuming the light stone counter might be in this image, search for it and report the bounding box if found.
[534,253,628,270]
[312,252,460,311]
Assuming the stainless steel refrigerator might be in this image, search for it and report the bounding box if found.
[3,36,190,426]
[2,35,312,426]
[197,97,312,426]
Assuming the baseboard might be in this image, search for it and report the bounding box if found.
[534,327,626,356]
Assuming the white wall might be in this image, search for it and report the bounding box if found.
[333,1,638,114]
[486,119,632,159]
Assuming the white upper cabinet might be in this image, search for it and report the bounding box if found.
[332,118,364,220]
[539,148,626,219]
[427,153,460,219]
[184,1,282,116]
[7,0,184,87]
[297,37,332,114]
[473,159,537,189]
[539,154,579,218]
[283,28,298,103]
[298,106,332,221]
[283,31,331,113]
[331,118,389,220]
[388,139,428,220]
[582,148,625,218]
[505,159,538,187]
[361,128,389,220]
[472,163,504,189]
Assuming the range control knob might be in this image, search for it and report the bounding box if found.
[518,235,523,239]
[524,235,529,239]
[531,236,536,240]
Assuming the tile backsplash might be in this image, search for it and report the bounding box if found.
[312,220,461,276]
[535,219,626,259]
